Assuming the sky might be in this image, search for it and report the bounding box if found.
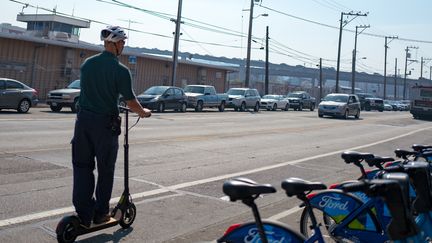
[2,0,432,79]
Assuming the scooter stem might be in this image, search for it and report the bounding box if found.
[124,109,129,195]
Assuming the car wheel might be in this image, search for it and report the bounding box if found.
[318,113,323,118]
[180,102,187,112]
[234,107,238,111]
[157,102,165,112]
[284,104,289,111]
[17,99,31,113]
[254,102,260,112]
[355,109,360,119]
[272,104,277,111]
[71,99,79,113]
[195,101,203,112]
[240,102,246,112]
[298,104,303,111]
[218,102,225,112]
[50,104,62,112]
[343,110,348,119]
[310,104,315,111]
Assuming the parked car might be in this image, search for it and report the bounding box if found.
[226,88,261,112]
[318,93,360,119]
[286,91,316,111]
[184,85,228,112]
[136,86,187,112]
[260,94,289,111]
[46,79,81,112]
[356,93,384,111]
[383,100,393,111]
[0,78,38,113]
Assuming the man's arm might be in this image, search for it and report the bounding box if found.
[126,99,151,118]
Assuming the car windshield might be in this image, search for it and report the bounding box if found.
[287,93,301,98]
[262,95,279,99]
[323,94,348,102]
[184,86,205,94]
[142,86,169,95]
[227,89,245,95]
[67,80,80,89]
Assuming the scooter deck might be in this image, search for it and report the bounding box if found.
[77,217,118,234]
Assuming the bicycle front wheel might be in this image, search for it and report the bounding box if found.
[300,207,351,243]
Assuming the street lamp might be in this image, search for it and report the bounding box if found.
[245,0,268,88]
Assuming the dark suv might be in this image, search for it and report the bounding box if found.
[356,93,384,112]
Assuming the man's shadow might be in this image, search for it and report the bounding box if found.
[76,227,133,243]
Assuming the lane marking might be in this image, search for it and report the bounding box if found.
[0,126,430,228]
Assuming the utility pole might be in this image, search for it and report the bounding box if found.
[394,58,397,99]
[351,25,369,94]
[420,57,432,79]
[403,46,418,100]
[420,57,423,79]
[319,58,323,102]
[244,0,255,88]
[171,0,183,86]
[265,26,269,95]
[383,36,398,99]
[336,11,368,93]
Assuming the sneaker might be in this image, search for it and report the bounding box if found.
[93,214,111,224]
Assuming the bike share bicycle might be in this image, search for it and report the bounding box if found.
[56,107,141,243]
[341,172,425,242]
[217,177,328,243]
[299,150,432,242]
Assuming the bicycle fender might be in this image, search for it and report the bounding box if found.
[217,219,305,243]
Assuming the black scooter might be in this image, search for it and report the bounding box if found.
[56,107,138,243]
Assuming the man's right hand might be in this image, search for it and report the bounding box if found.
[126,99,152,118]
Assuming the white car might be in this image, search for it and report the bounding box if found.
[260,95,289,111]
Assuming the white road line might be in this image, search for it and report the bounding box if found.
[0,126,430,228]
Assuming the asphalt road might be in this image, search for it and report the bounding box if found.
[0,107,430,243]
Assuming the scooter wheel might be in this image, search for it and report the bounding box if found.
[56,216,80,243]
[119,203,137,229]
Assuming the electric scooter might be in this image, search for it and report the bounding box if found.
[56,107,138,243]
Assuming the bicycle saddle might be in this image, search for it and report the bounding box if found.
[341,151,374,164]
[365,156,395,168]
[281,177,326,197]
[394,149,417,159]
[223,178,276,202]
[412,144,432,152]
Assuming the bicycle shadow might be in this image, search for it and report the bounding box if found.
[76,227,133,243]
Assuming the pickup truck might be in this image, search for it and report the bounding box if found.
[286,91,316,111]
[46,79,80,112]
[184,85,228,112]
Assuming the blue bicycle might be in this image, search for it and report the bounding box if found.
[217,177,327,243]
[300,151,432,242]
[341,172,425,242]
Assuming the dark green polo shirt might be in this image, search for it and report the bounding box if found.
[79,51,136,115]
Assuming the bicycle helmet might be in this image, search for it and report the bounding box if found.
[100,26,127,42]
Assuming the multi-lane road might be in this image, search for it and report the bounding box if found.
[0,108,430,242]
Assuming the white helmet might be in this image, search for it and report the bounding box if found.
[100,26,127,42]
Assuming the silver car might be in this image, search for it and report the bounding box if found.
[0,78,38,113]
[318,93,360,119]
